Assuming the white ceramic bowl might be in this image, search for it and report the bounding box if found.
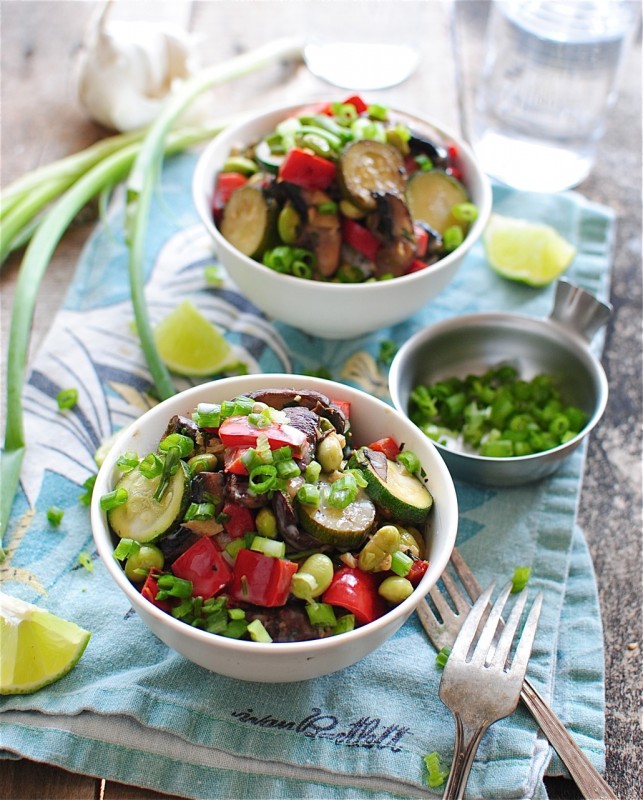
[91,374,458,683]
[192,102,492,339]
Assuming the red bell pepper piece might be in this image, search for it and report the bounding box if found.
[330,398,351,422]
[171,536,232,599]
[319,95,368,116]
[413,223,429,258]
[141,568,172,612]
[278,147,336,191]
[406,259,429,275]
[229,549,298,607]
[218,415,309,459]
[223,446,250,475]
[368,437,401,460]
[212,172,247,222]
[341,218,380,262]
[407,559,429,586]
[221,502,255,540]
[322,566,386,625]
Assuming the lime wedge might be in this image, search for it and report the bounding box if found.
[153,300,232,376]
[483,214,576,287]
[0,592,91,695]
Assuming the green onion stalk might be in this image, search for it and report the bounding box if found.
[0,124,225,557]
[125,36,303,402]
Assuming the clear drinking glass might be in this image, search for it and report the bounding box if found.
[470,0,641,192]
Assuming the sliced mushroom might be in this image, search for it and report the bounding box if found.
[367,193,416,277]
[272,490,323,551]
[247,388,348,435]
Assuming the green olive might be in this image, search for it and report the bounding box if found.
[378,576,414,604]
[124,545,164,583]
[358,524,400,572]
[316,433,344,473]
[291,553,334,599]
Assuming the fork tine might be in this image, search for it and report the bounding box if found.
[441,569,474,616]
[449,582,496,660]
[508,591,544,674]
[450,547,483,602]
[470,581,514,665]
[486,586,529,669]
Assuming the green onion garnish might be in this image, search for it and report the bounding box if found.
[306,601,337,628]
[297,483,320,507]
[184,502,216,522]
[250,535,285,559]
[435,646,451,669]
[159,433,194,458]
[156,573,193,600]
[390,550,414,577]
[56,388,78,410]
[511,566,532,593]
[99,487,128,511]
[78,551,94,572]
[46,506,64,526]
[113,538,140,561]
[423,751,450,788]
[397,450,421,475]
[116,451,139,473]
[139,452,163,479]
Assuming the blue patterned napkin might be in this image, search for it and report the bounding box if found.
[0,152,613,799]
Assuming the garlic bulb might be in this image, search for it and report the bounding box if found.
[77,10,201,132]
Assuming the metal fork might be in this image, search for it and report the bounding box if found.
[438,581,543,800]
[418,548,617,800]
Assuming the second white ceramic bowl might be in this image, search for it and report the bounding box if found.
[192,102,492,339]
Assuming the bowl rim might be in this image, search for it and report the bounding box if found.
[91,374,458,656]
[388,310,609,466]
[191,100,493,294]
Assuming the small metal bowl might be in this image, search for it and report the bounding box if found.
[389,281,611,486]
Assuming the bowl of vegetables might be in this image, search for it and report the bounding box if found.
[192,97,492,339]
[388,281,611,487]
[91,374,458,682]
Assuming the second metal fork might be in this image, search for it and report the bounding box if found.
[438,581,543,800]
[418,548,617,800]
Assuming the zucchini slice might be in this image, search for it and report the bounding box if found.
[406,170,469,235]
[338,140,406,211]
[296,479,376,550]
[350,448,433,525]
[220,184,275,257]
[254,139,284,174]
[108,461,191,543]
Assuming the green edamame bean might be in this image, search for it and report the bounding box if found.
[317,433,344,473]
[291,553,334,599]
[358,525,400,572]
[125,545,164,583]
[277,204,302,244]
[378,576,414,604]
[256,507,278,539]
[187,452,218,474]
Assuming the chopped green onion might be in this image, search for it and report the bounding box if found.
[275,458,301,479]
[192,402,221,428]
[153,446,181,502]
[327,473,358,509]
[248,464,278,494]
[250,535,285,559]
[228,607,246,620]
[297,483,320,506]
[414,153,433,171]
[247,618,273,643]
[223,618,249,639]
[139,452,163,479]
[46,505,64,526]
[99,487,129,511]
[377,339,398,366]
[390,550,414,577]
[78,474,96,506]
[511,566,532,593]
[306,601,337,627]
[116,451,140,473]
[56,388,78,410]
[443,225,464,252]
[156,573,193,600]
[435,646,451,669]
[204,264,225,286]
[397,450,421,475]
[159,433,194,457]
[78,551,94,572]
[423,751,450,788]
[113,538,141,561]
[304,461,322,483]
[367,103,389,121]
[184,502,216,521]
[332,614,356,635]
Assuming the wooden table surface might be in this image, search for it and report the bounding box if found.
[1,2,641,799]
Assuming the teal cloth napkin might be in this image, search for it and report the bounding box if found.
[0,152,613,799]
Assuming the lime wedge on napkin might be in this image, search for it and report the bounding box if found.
[154,300,232,376]
[483,214,576,286]
[0,591,91,695]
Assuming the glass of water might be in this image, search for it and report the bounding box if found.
[470,0,641,192]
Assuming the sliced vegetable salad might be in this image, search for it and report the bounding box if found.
[212,96,478,282]
[104,389,434,643]
[410,365,589,458]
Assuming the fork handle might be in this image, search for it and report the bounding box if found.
[442,715,489,800]
[520,679,617,799]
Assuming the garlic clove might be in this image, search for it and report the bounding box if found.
[77,18,200,132]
